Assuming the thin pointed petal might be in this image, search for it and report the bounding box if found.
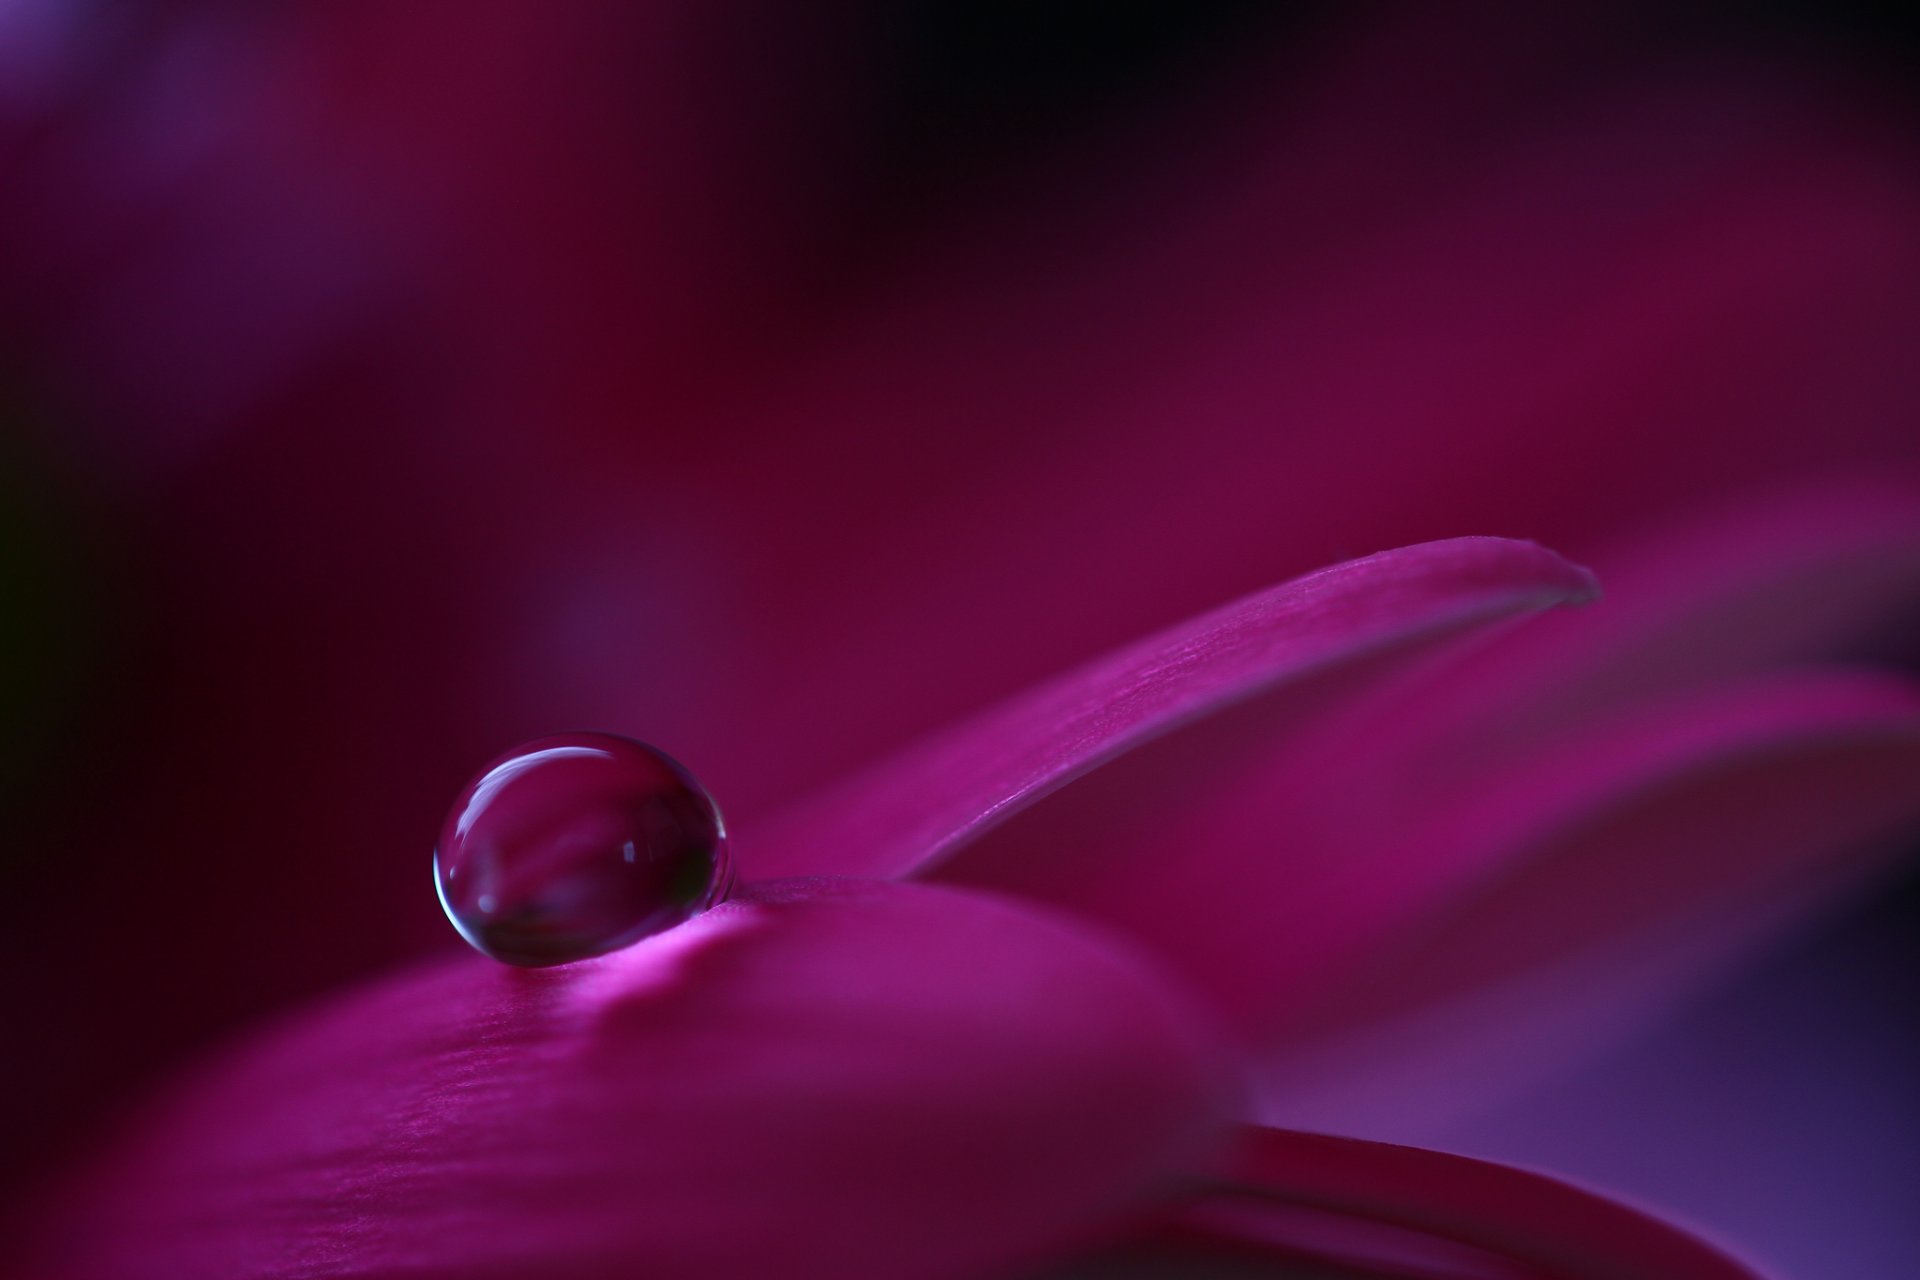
[752,538,1597,880]
[1374,482,1920,794]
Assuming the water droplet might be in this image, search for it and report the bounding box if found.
[434,733,731,967]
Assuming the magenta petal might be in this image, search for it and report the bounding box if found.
[32,880,1227,1280]
[751,538,1597,880]
[1264,671,1920,1044]
[1139,1126,1765,1280]
[1376,482,1920,786]
[925,659,1920,1070]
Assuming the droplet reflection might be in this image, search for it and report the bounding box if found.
[434,733,731,966]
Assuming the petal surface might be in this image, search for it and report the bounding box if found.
[30,879,1227,1280]
[752,538,1597,880]
[1431,878,1920,1280]
[1266,672,1920,1040]
[1348,481,1920,803]
[1131,1126,1765,1280]
[939,661,1920,1059]
[1243,671,1920,1138]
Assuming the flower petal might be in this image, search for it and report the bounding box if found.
[1128,1126,1765,1280]
[1432,884,1920,1280]
[1358,481,1920,799]
[751,538,1597,880]
[934,662,1920,1070]
[31,879,1227,1280]
[1264,670,1920,1043]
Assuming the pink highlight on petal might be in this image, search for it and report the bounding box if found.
[1145,1126,1766,1280]
[30,880,1227,1280]
[753,538,1597,881]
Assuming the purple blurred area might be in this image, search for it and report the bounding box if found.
[1439,872,1920,1280]
[3,4,1919,1276]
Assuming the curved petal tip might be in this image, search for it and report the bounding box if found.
[759,537,1596,881]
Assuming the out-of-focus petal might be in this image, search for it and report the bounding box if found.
[1121,1126,1765,1280]
[1354,482,1920,801]
[752,538,1597,880]
[937,662,1920,1062]
[1245,670,1920,1143]
[1260,671,1920,1043]
[1206,488,1920,1123]
[29,879,1227,1280]
[1428,872,1920,1280]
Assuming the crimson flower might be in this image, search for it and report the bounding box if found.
[6,5,1920,1277]
[21,530,1920,1278]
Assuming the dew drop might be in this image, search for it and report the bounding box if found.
[434,733,731,967]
